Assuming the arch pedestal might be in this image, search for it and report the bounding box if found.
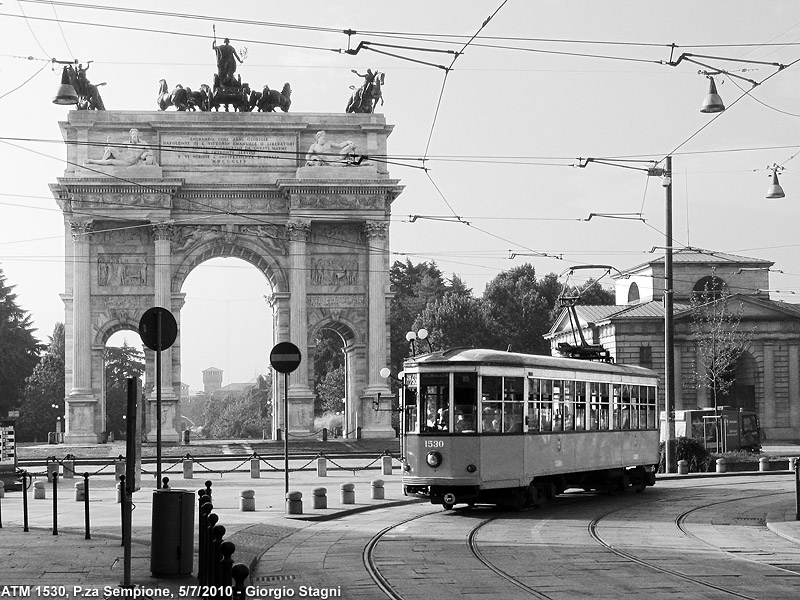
[52,111,402,443]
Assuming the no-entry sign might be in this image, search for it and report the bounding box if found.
[270,342,302,374]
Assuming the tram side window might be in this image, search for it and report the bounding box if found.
[563,380,575,431]
[420,374,449,433]
[589,382,599,430]
[599,383,610,430]
[645,385,656,429]
[453,373,478,433]
[552,380,563,432]
[619,384,631,429]
[503,377,524,433]
[527,378,541,432]
[629,385,640,429]
[540,379,553,431]
[612,384,622,429]
[481,376,502,433]
[574,381,587,431]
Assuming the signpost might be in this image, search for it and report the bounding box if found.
[269,342,302,497]
[138,307,178,489]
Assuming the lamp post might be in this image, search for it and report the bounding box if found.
[406,328,432,355]
[380,367,406,459]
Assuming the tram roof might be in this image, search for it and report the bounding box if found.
[405,348,657,379]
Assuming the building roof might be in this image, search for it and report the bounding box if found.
[615,247,773,277]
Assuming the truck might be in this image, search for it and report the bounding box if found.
[661,406,760,453]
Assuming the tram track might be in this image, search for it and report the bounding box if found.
[588,478,798,599]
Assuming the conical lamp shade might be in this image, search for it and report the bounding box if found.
[52,66,78,105]
[766,171,785,199]
[700,78,725,113]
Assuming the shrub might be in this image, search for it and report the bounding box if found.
[659,436,713,473]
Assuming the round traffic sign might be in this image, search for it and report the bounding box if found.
[270,342,302,374]
[138,307,178,351]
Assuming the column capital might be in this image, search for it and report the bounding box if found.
[363,221,388,240]
[286,220,312,241]
[69,220,94,240]
[152,221,174,241]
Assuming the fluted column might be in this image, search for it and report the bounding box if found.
[148,222,179,442]
[285,221,314,432]
[362,221,393,438]
[65,220,98,443]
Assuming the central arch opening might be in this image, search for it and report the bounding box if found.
[180,257,274,438]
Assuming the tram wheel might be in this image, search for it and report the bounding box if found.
[443,501,454,510]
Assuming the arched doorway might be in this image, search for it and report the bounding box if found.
[728,350,757,411]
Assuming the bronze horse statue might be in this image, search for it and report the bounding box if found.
[157,79,190,111]
[346,71,384,113]
[64,64,106,110]
[186,84,212,111]
[252,83,292,112]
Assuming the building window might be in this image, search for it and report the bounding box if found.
[639,346,652,368]
[627,282,640,303]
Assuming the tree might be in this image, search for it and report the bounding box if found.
[0,267,41,418]
[690,274,754,411]
[414,292,495,351]
[16,323,65,442]
[104,342,145,437]
[316,365,345,414]
[312,329,344,415]
[203,374,272,438]
[482,265,563,355]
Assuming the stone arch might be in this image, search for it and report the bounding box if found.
[173,239,288,294]
[94,318,142,347]
[693,275,727,298]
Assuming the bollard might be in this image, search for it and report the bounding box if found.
[322,427,328,442]
[759,457,770,472]
[205,513,219,586]
[183,458,194,479]
[74,480,86,502]
[115,482,123,504]
[240,490,255,512]
[114,456,125,482]
[250,457,260,479]
[220,541,235,588]
[371,479,385,500]
[317,457,327,477]
[716,457,727,473]
[677,459,689,475]
[340,482,355,505]
[198,498,213,586]
[286,491,303,515]
[212,524,226,586]
[382,455,392,476]
[0,480,4,498]
[231,563,250,600]
[34,480,46,499]
[312,487,327,509]
[63,456,75,480]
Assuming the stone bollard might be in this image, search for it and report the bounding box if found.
[114,457,125,482]
[371,479,385,500]
[286,491,303,515]
[46,461,59,482]
[183,458,193,479]
[716,457,727,473]
[62,457,75,480]
[317,457,327,477]
[677,459,689,475]
[312,487,327,509]
[250,457,260,479]
[382,455,392,476]
[340,482,355,505]
[34,480,46,499]
[115,482,122,504]
[240,489,255,512]
[74,480,85,502]
[758,456,769,472]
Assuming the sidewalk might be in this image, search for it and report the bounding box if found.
[0,458,411,598]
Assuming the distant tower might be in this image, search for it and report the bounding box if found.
[203,367,223,395]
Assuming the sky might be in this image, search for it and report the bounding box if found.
[2,1,800,393]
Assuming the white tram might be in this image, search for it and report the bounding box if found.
[401,348,660,509]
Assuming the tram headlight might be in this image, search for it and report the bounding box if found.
[466,464,477,473]
[426,451,442,468]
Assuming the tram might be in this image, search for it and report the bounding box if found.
[401,348,660,509]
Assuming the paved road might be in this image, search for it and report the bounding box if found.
[251,474,800,600]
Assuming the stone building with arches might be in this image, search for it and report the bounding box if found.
[546,248,800,439]
[51,111,403,443]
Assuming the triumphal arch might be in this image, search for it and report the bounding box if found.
[51,111,402,443]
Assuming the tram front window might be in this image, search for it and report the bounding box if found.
[420,373,449,432]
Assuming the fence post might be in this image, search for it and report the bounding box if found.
[231,564,250,600]
[114,455,125,482]
[198,496,212,585]
[317,457,327,477]
[220,541,235,589]
[206,513,219,587]
[63,455,75,480]
[250,457,260,479]
[83,473,91,540]
[52,472,58,535]
[382,455,392,476]
[183,456,193,479]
